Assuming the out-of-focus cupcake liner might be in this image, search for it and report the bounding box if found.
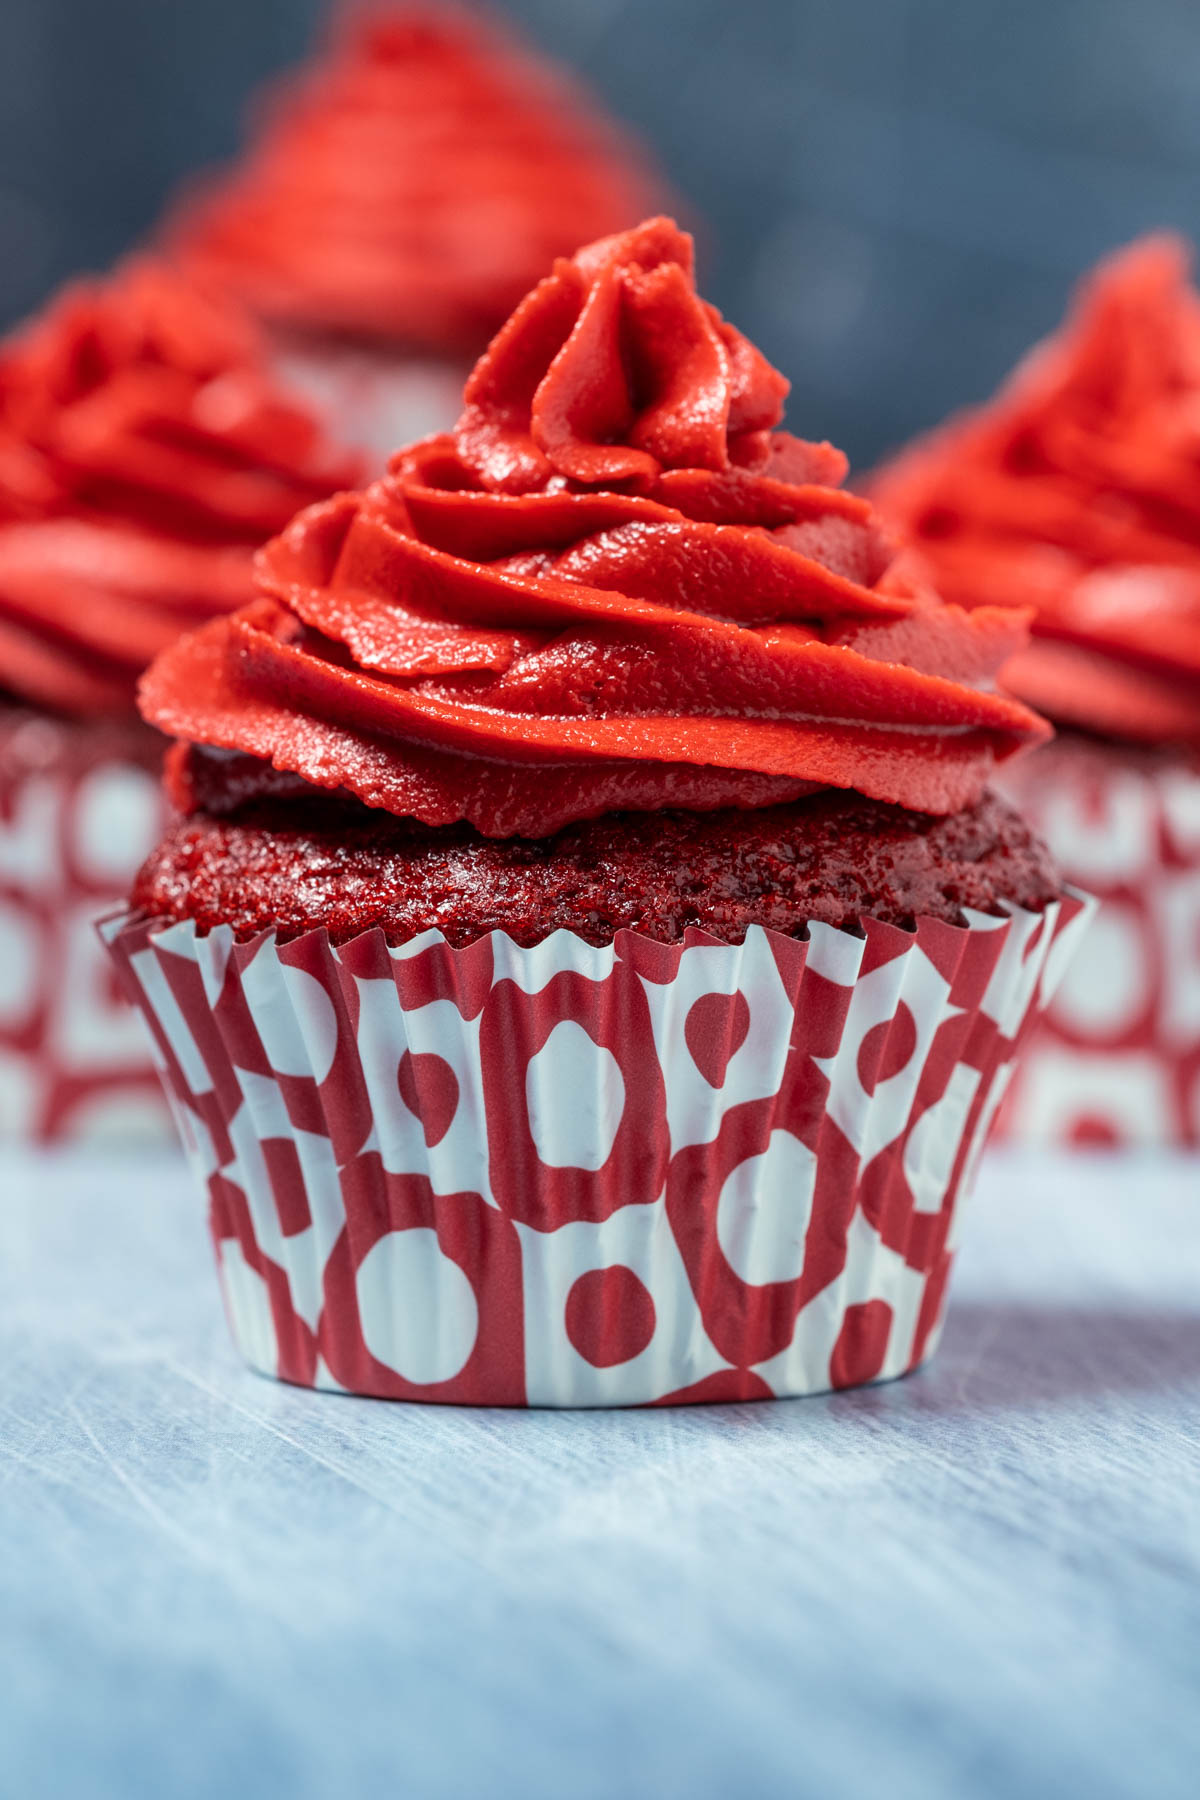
[271,333,470,465]
[0,718,171,1141]
[102,889,1093,1406]
[998,735,1200,1146]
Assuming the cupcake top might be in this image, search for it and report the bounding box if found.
[170,3,664,356]
[0,258,361,717]
[873,235,1200,747]
[142,218,1048,839]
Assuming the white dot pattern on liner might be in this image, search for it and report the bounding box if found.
[716,1130,817,1284]
[2,751,171,1141]
[0,896,42,1024]
[355,1229,479,1385]
[526,1021,624,1172]
[999,738,1200,1145]
[1051,903,1148,1037]
[73,765,163,887]
[239,953,340,1084]
[218,1238,279,1378]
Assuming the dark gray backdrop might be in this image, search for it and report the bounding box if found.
[1,0,1198,467]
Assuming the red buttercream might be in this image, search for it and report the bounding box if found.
[873,235,1200,746]
[171,4,663,355]
[141,219,1048,838]
[0,258,361,716]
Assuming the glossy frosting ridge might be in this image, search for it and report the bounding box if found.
[143,220,1047,837]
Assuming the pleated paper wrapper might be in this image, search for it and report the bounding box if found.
[0,716,171,1141]
[102,890,1092,1406]
[998,734,1200,1146]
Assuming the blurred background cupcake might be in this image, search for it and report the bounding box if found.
[872,238,1200,1147]
[162,2,667,461]
[0,256,359,1140]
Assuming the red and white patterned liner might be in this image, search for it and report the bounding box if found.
[271,336,469,466]
[999,736,1200,1146]
[102,890,1092,1405]
[0,724,171,1140]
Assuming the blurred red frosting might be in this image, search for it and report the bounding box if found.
[0,258,361,716]
[873,235,1200,747]
[144,219,1048,839]
[169,3,666,356]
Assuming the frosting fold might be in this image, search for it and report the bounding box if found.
[0,259,360,715]
[143,220,1047,837]
[873,235,1200,745]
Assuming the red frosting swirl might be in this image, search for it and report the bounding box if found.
[171,4,664,355]
[873,235,1200,746]
[143,219,1047,838]
[0,258,361,716]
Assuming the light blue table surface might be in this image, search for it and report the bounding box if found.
[1,1146,1198,1800]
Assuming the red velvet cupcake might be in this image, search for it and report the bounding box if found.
[166,3,665,460]
[0,258,359,1139]
[107,221,1090,1405]
[874,237,1200,1145]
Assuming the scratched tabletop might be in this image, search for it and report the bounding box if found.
[1,1146,1197,1800]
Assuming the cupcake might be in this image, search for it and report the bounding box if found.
[874,236,1200,1146]
[167,3,664,462]
[0,257,360,1140]
[106,219,1090,1405]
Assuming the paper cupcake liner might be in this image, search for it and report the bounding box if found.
[998,736,1200,1146]
[0,718,171,1141]
[103,889,1093,1406]
[271,334,470,464]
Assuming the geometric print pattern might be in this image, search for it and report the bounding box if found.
[1,735,169,1140]
[105,889,1091,1405]
[1000,737,1200,1146]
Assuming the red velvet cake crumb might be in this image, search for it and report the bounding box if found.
[131,788,1060,948]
